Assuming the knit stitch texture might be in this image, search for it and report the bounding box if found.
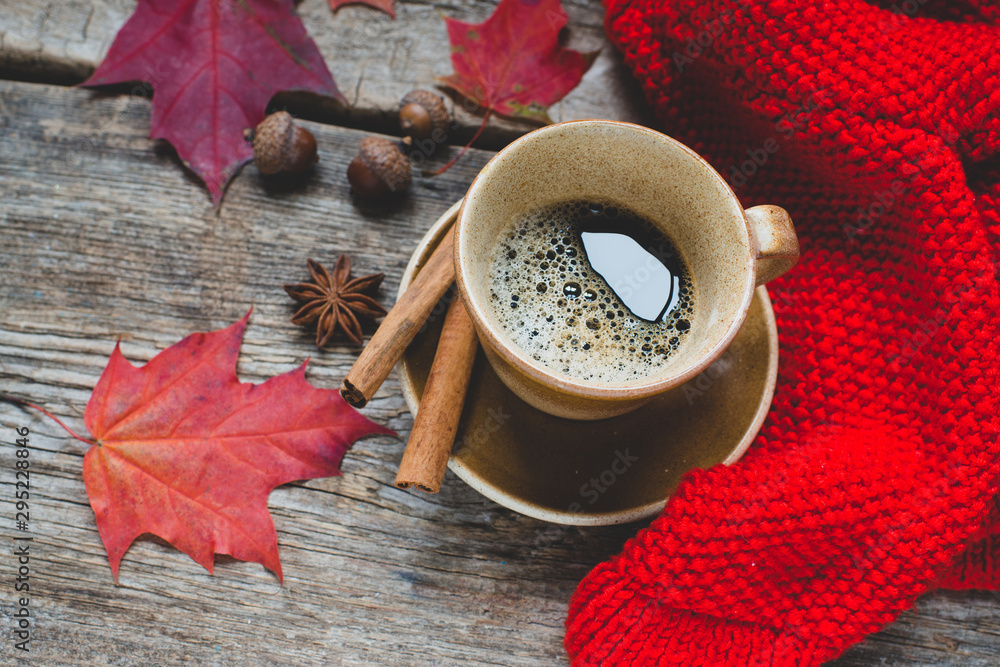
[565,0,1000,664]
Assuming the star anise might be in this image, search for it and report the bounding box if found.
[284,256,387,347]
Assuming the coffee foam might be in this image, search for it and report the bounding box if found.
[487,201,695,384]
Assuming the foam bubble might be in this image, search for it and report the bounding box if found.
[487,200,696,383]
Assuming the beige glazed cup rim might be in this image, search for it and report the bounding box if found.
[454,119,758,403]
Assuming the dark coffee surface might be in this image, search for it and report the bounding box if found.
[487,200,694,383]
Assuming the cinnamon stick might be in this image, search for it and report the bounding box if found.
[395,298,479,493]
[341,225,456,407]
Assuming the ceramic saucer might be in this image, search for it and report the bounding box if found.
[397,201,778,525]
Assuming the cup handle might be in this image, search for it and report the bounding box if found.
[745,205,799,286]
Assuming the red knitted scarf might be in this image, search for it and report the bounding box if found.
[565,0,1000,664]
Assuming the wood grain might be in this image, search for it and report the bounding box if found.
[0,66,998,667]
[0,78,642,666]
[0,0,656,147]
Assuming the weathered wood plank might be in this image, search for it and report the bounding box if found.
[1,80,999,665]
[0,78,643,666]
[834,590,1000,665]
[0,0,656,146]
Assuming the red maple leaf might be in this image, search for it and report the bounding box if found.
[81,313,392,582]
[329,0,395,19]
[437,0,596,125]
[82,0,343,204]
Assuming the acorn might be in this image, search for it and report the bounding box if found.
[251,111,318,175]
[347,137,412,197]
[398,90,450,143]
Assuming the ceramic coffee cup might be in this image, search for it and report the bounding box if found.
[454,120,798,420]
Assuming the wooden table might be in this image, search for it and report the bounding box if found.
[2,1,998,664]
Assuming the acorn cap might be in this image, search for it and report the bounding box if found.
[348,137,412,196]
[399,90,450,141]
